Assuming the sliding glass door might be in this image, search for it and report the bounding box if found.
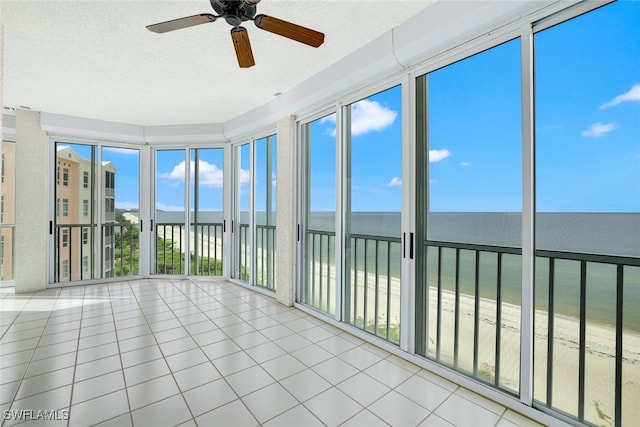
[254,135,277,290]
[299,87,405,344]
[414,39,523,392]
[301,113,338,315]
[231,136,277,290]
[154,147,225,276]
[53,142,140,283]
[232,143,251,282]
[344,86,403,344]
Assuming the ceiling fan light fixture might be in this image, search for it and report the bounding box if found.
[146,0,325,67]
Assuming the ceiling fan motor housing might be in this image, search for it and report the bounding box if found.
[210,0,257,26]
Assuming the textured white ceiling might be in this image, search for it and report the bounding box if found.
[2,1,436,126]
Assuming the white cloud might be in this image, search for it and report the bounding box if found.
[581,122,616,138]
[160,160,234,187]
[320,100,397,137]
[387,177,402,187]
[350,99,397,136]
[429,149,452,162]
[600,83,640,109]
[459,162,471,167]
[103,147,138,156]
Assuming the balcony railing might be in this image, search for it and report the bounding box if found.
[534,249,640,427]
[192,222,223,276]
[102,224,139,277]
[419,240,523,393]
[255,224,276,291]
[55,223,139,282]
[303,230,402,345]
[156,223,185,275]
[419,239,640,427]
[237,223,250,281]
[155,222,223,276]
[55,224,96,282]
[304,229,336,315]
[347,234,402,345]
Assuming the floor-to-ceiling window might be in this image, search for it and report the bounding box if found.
[101,146,140,278]
[299,85,405,344]
[190,148,225,276]
[155,149,188,274]
[344,86,403,344]
[155,148,225,276]
[533,2,640,425]
[254,135,277,291]
[53,142,141,283]
[230,136,277,289]
[54,143,98,283]
[415,39,523,393]
[301,112,338,315]
[233,143,251,282]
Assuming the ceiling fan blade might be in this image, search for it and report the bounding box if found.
[254,14,324,48]
[147,14,217,34]
[231,27,256,68]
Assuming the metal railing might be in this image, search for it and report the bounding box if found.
[102,223,139,277]
[237,223,250,281]
[304,229,336,315]
[255,224,276,291]
[156,222,223,276]
[534,249,640,427]
[55,223,140,281]
[347,234,402,344]
[156,222,186,275]
[420,240,523,393]
[191,222,224,276]
[419,239,640,426]
[55,224,96,282]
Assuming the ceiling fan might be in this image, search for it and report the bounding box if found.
[146,0,325,68]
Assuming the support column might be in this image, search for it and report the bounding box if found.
[275,115,296,306]
[15,109,50,293]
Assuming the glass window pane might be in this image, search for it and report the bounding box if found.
[156,149,187,275]
[421,38,522,394]
[303,113,336,315]
[534,2,640,423]
[254,135,276,290]
[190,148,224,277]
[345,85,402,344]
[102,146,140,278]
[54,142,97,282]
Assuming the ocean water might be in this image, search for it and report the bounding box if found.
[308,211,640,331]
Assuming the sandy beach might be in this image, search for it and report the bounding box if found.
[306,262,639,425]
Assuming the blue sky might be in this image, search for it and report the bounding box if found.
[111,1,639,215]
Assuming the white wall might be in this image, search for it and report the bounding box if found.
[275,116,296,306]
[14,109,49,293]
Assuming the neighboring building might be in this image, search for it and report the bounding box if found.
[0,140,16,282]
[55,146,117,282]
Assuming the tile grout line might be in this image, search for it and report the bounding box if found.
[1,288,64,427]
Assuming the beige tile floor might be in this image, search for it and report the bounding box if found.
[0,280,544,427]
